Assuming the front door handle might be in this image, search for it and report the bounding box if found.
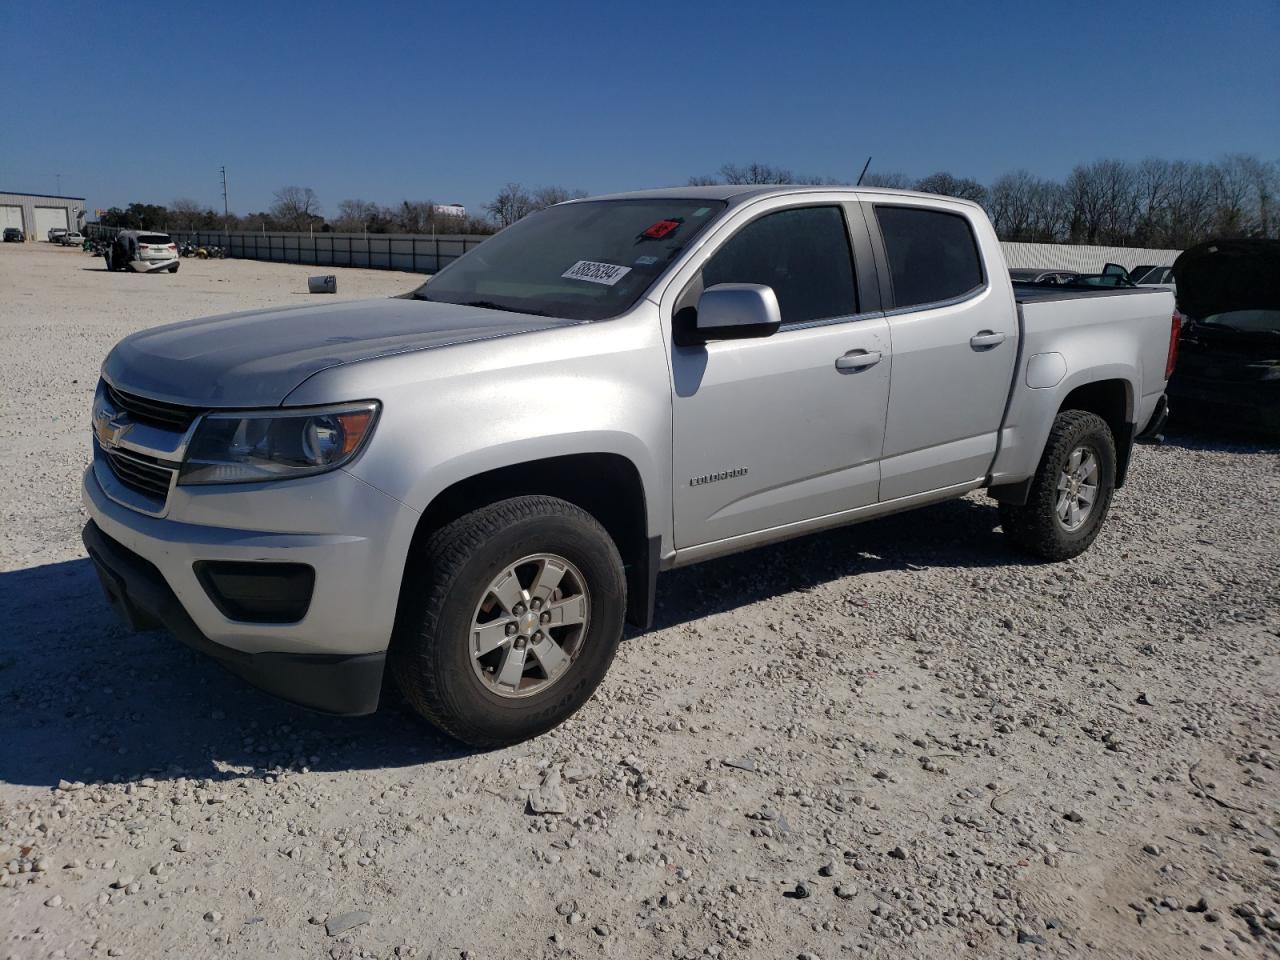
[970,331,1007,349]
[835,349,882,371]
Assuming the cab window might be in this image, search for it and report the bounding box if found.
[701,206,858,325]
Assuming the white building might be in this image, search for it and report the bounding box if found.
[0,191,87,240]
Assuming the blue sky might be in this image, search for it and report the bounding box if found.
[5,0,1277,219]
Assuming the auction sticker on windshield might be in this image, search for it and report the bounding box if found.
[562,260,632,286]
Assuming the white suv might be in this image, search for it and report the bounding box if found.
[105,231,180,273]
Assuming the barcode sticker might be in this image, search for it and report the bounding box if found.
[562,260,632,286]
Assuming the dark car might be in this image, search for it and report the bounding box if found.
[1167,239,1280,434]
[1009,268,1080,285]
[3,227,23,243]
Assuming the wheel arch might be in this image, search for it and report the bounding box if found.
[1056,377,1135,487]
[398,452,657,631]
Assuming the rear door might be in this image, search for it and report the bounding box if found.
[667,199,891,550]
[867,199,1018,500]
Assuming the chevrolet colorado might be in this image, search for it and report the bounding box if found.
[82,186,1177,746]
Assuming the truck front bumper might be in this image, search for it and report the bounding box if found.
[83,520,384,714]
[81,463,420,715]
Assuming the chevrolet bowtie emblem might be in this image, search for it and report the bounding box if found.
[94,408,131,449]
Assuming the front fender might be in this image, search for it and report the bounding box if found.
[284,307,674,550]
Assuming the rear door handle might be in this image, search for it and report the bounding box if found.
[835,349,882,371]
[969,331,1007,349]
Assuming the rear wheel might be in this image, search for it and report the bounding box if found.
[391,496,626,748]
[169,263,179,273]
[999,410,1116,561]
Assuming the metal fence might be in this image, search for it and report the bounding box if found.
[1001,241,1182,274]
[164,230,489,274]
[84,223,1183,279]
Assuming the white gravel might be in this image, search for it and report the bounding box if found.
[2,242,1279,959]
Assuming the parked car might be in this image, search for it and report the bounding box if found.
[60,231,85,247]
[2,227,23,242]
[1167,239,1280,434]
[104,231,179,273]
[1072,265,1138,288]
[1009,268,1079,285]
[47,227,68,244]
[1134,265,1176,295]
[81,186,1176,746]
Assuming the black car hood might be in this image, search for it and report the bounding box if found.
[1172,239,1280,319]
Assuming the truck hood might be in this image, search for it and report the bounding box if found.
[1173,239,1280,319]
[102,297,578,407]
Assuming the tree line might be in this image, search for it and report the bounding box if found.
[689,156,1277,249]
[98,186,498,236]
[97,154,1277,250]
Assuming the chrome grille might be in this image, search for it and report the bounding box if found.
[100,443,177,501]
[103,381,201,432]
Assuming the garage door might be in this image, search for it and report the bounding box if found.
[34,207,69,239]
[0,205,22,233]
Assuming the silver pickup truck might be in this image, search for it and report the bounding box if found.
[83,186,1177,746]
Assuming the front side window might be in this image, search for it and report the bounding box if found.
[875,206,983,309]
[700,206,858,325]
[414,199,726,322]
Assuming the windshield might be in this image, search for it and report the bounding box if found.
[1200,310,1280,333]
[414,199,727,321]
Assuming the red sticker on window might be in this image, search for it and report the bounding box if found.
[641,219,682,240]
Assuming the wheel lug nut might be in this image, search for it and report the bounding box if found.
[514,637,527,650]
[530,598,541,610]
[540,611,551,624]
[532,631,542,642]
[505,623,517,636]
[513,603,526,616]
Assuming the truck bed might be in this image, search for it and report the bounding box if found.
[1011,283,1170,305]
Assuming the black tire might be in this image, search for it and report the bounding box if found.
[999,410,1116,561]
[169,263,179,273]
[391,495,626,748]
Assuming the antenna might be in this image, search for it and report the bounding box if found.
[856,156,872,187]
[55,173,63,194]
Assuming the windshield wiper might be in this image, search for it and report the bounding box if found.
[458,299,551,317]
[413,293,551,317]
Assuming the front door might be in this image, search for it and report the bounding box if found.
[669,204,892,550]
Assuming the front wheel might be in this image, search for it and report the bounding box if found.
[391,496,626,748]
[999,410,1116,561]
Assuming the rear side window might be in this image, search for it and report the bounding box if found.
[702,206,857,325]
[875,206,983,309]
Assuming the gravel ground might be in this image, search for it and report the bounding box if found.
[2,243,1278,959]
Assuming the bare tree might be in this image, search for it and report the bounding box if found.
[485,183,535,227]
[531,186,587,209]
[270,186,322,229]
[332,199,380,232]
[914,172,988,205]
[859,170,911,189]
[485,183,585,226]
[169,198,205,230]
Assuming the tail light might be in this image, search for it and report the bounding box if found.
[168,243,177,250]
[1165,311,1182,379]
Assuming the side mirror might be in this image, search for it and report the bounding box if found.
[694,283,782,341]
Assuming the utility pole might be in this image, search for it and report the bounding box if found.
[55,173,62,194]
[220,166,230,233]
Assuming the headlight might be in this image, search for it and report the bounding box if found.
[179,402,379,485]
